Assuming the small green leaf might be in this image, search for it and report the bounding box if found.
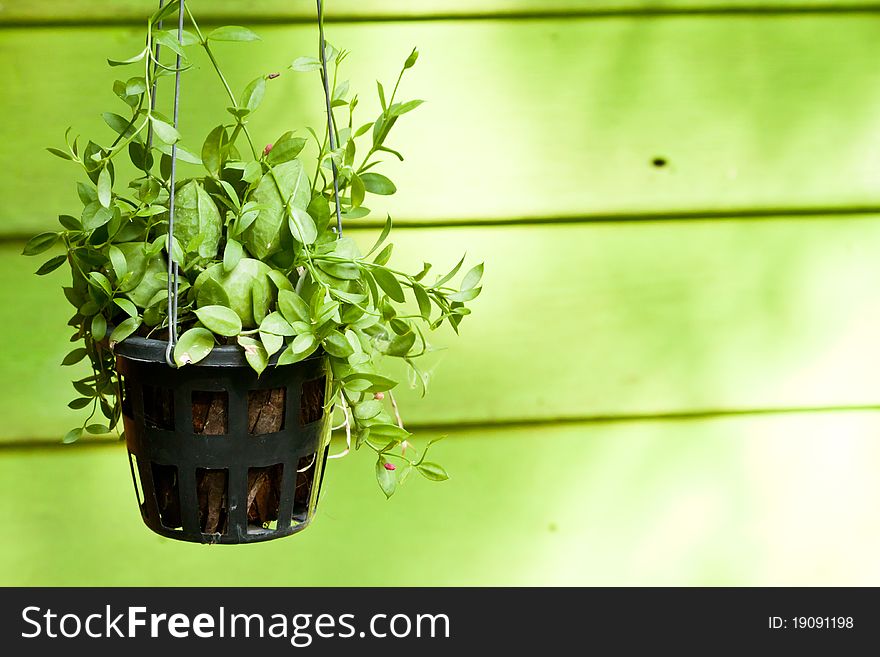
[208,26,261,42]
[404,47,419,69]
[291,56,322,72]
[62,428,83,444]
[376,457,397,498]
[88,272,113,298]
[343,373,398,393]
[350,173,366,209]
[109,316,141,346]
[91,314,107,339]
[238,336,269,375]
[197,277,231,308]
[414,284,431,320]
[461,263,484,291]
[373,243,393,266]
[417,462,449,482]
[149,116,180,144]
[361,172,397,195]
[448,287,481,302]
[36,255,67,276]
[223,239,243,273]
[201,125,228,178]
[174,328,215,366]
[324,331,354,358]
[288,207,318,245]
[291,333,316,354]
[389,99,425,117]
[266,137,306,165]
[62,348,88,366]
[22,232,59,256]
[368,423,411,442]
[386,331,416,357]
[372,268,405,302]
[108,245,127,280]
[114,298,138,318]
[240,76,266,113]
[46,147,73,161]
[260,312,295,337]
[194,305,242,337]
[108,49,147,67]
[354,399,383,420]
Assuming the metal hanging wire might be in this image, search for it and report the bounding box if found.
[317,0,343,237]
[162,0,343,367]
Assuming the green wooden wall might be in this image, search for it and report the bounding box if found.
[1,1,879,585]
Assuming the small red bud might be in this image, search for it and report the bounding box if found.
[374,392,385,401]
[383,462,396,471]
[263,143,273,156]
[267,72,281,80]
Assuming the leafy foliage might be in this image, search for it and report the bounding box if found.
[23,2,480,496]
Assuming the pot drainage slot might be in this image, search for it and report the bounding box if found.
[293,453,317,523]
[248,388,286,435]
[128,452,144,508]
[197,468,229,535]
[151,462,182,530]
[192,390,228,435]
[300,376,326,425]
[143,385,174,430]
[120,375,132,418]
[246,464,283,534]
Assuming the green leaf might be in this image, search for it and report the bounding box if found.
[85,423,110,435]
[82,202,114,231]
[373,243,393,266]
[404,47,419,69]
[89,271,113,297]
[77,182,97,205]
[223,239,243,273]
[372,268,405,302]
[108,245,127,280]
[343,373,398,393]
[108,49,147,67]
[22,232,59,256]
[201,125,228,178]
[291,56,322,72]
[174,327,215,366]
[237,336,268,375]
[149,116,180,144]
[324,331,354,358]
[240,76,266,113]
[194,305,242,337]
[460,263,484,291]
[260,312,295,337]
[174,181,222,258]
[68,398,92,410]
[62,348,88,366]
[386,331,416,357]
[417,462,449,482]
[196,276,230,308]
[151,2,180,24]
[36,255,67,276]
[361,172,397,195]
[208,26,261,42]
[152,29,188,59]
[154,141,202,165]
[368,423,411,442]
[354,399,383,420]
[46,147,73,161]
[289,206,318,246]
[91,314,107,339]
[350,173,366,209]
[62,428,83,444]
[266,137,306,165]
[413,284,431,320]
[376,458,397,498]
[448,287,481,302]
[364,216,392,258]
[109,316,141,346]
[434,254,466,288]
[113,297,138,318]
[389,99,425,117]
[244,160,312,258]
[291,332,316,354]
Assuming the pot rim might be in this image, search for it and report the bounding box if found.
[114,335,320,369]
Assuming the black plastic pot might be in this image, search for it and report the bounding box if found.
[115,336,332,544]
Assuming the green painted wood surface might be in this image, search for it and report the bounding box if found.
[2,1,876,25]
[4,16,880,234]
[6,216,880,442]
[2,411,878,585]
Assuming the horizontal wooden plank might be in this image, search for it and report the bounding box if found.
[7,216,880,442]
[3,1,878,25]
[3,17,880,234]
[2,411,880,585]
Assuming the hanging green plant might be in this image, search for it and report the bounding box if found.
[23,0,481,529]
